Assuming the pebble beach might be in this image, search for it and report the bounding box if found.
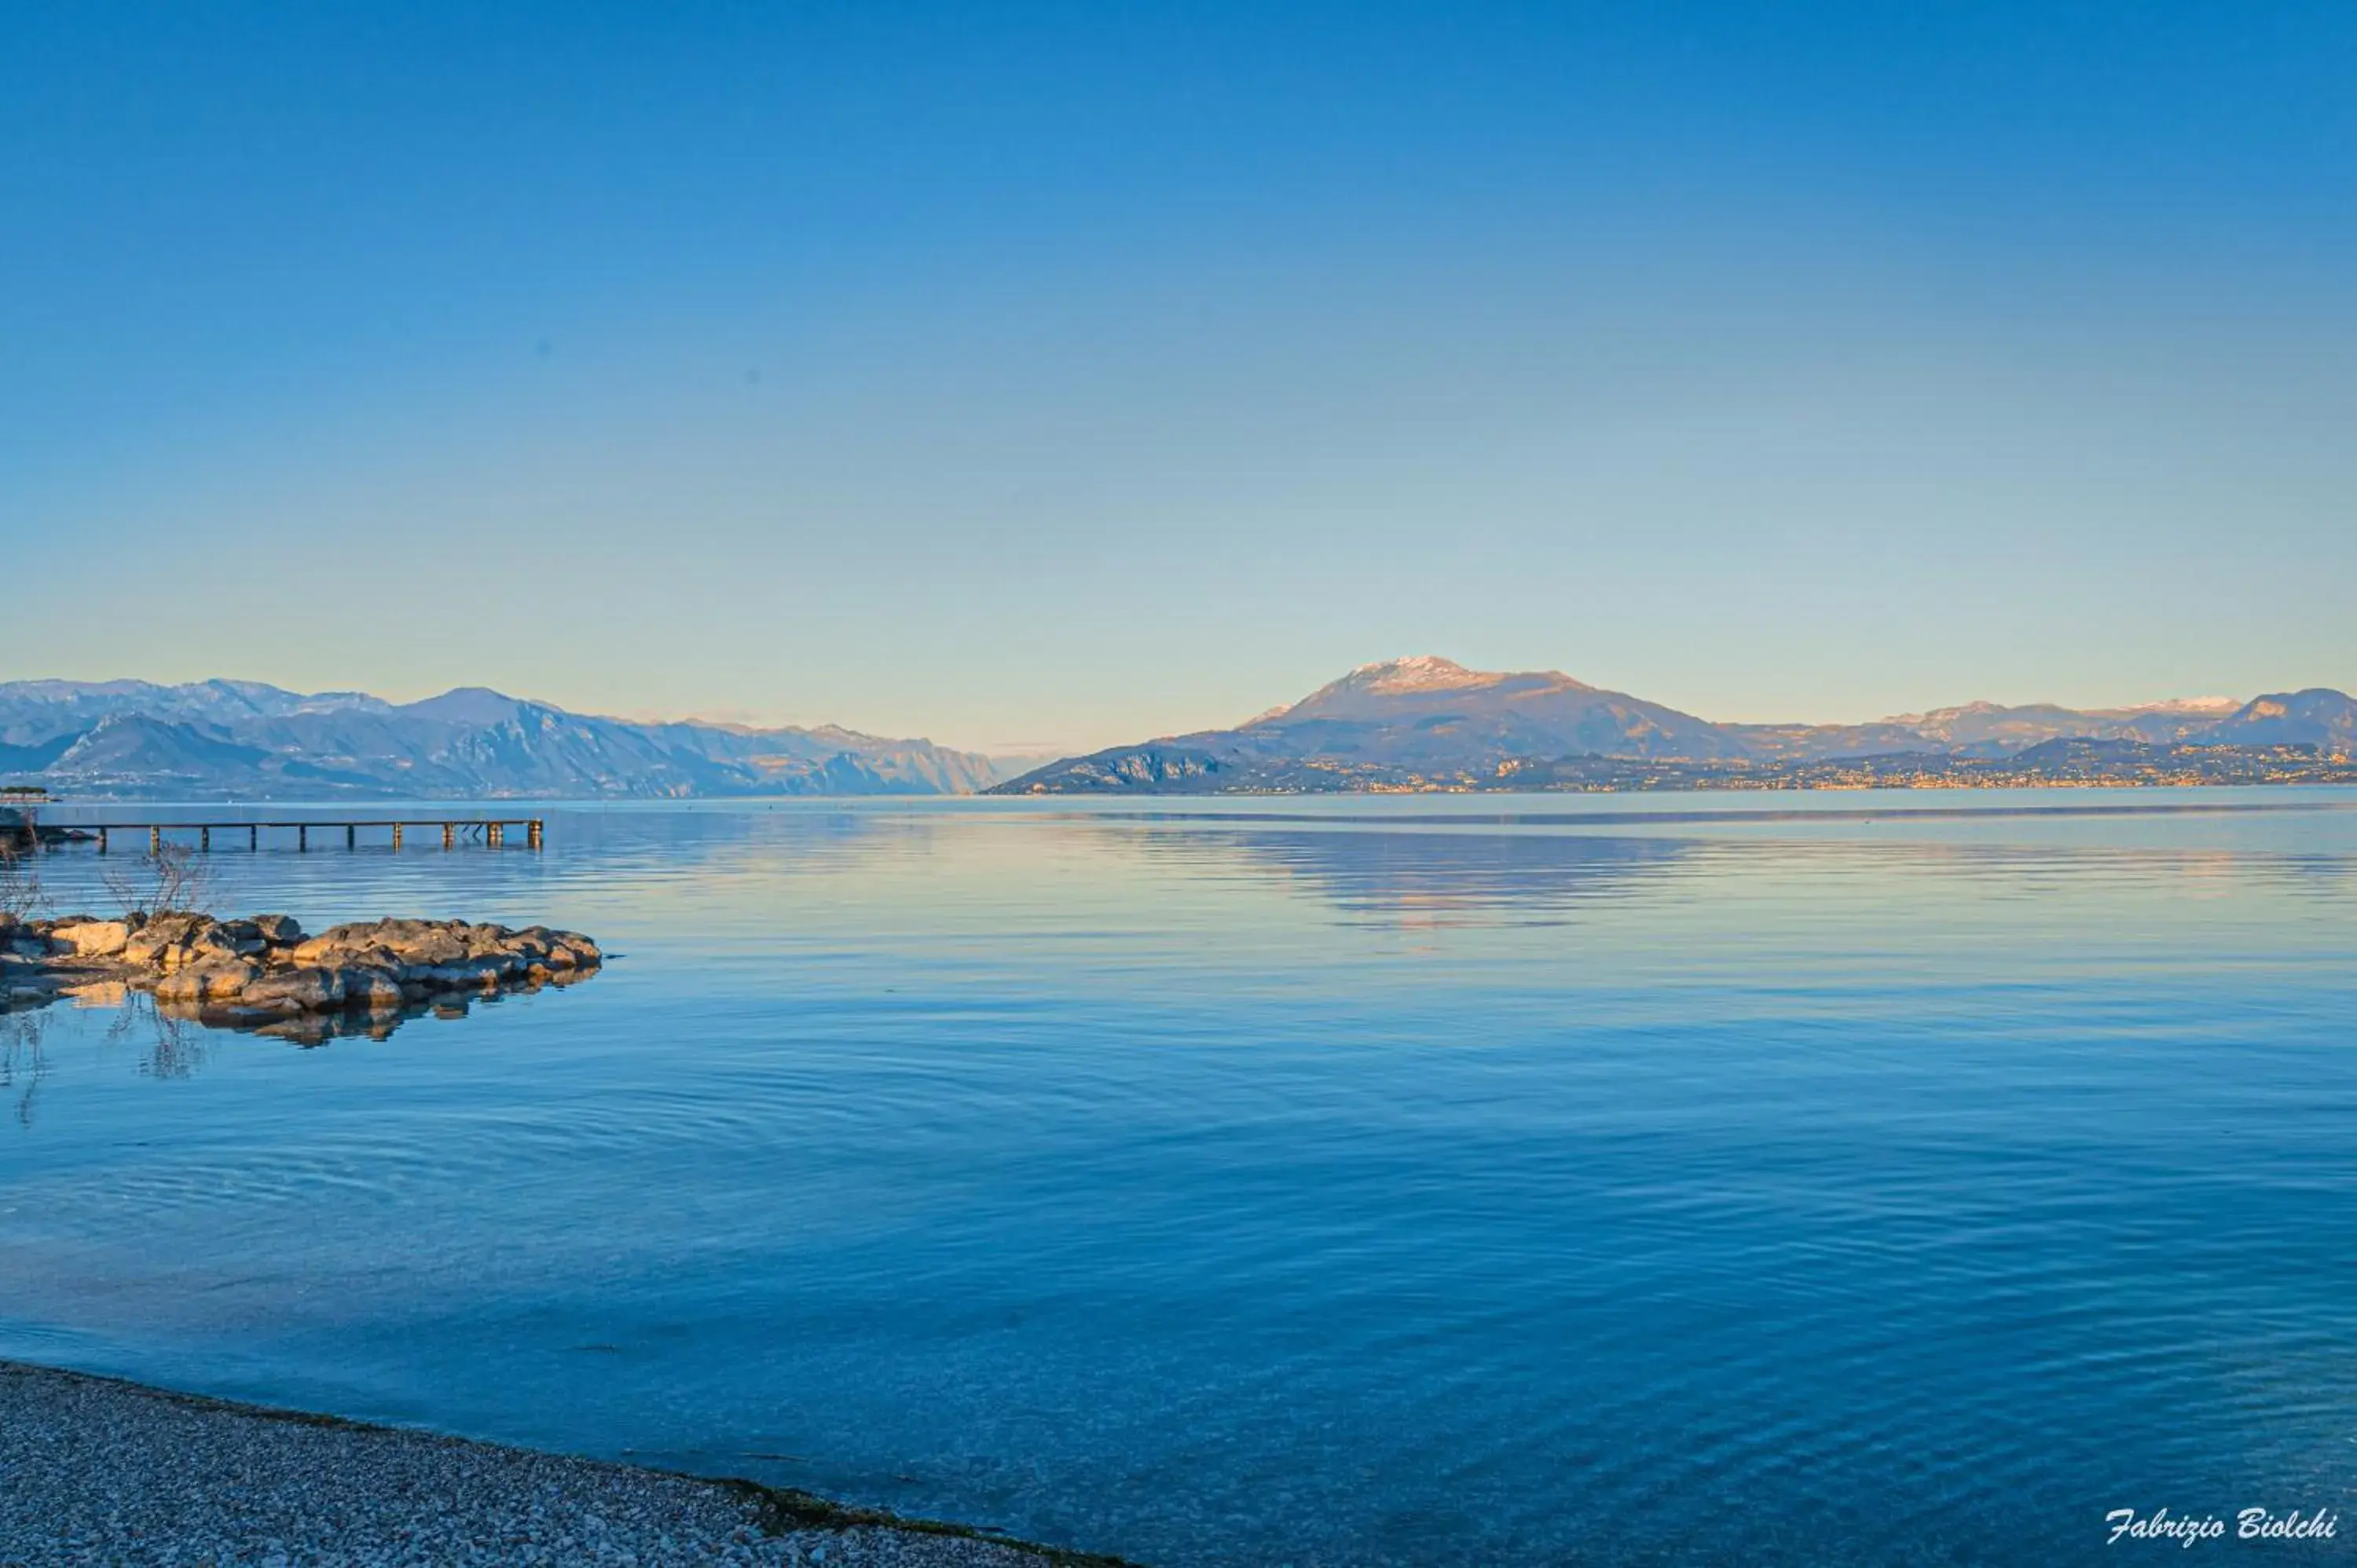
[0,1362,1124,1568]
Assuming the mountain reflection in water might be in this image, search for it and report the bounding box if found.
[1129,825,1692,924]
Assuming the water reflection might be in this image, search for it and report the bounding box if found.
[1131,825,1695,925]
[141,965,599,1050]
[1,1008,50,1126]
[1108,817,2357,932]
[3,797,2357,1567]
[111,994,207,1080]
[3,947,598,1068]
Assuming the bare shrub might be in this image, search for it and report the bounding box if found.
[0,841,44,922]
[101,842,216,918]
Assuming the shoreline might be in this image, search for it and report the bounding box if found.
[0,1359,1138,1567]
[14,773,2357,810]
[991,771,2357,797]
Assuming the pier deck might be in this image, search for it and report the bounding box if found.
[31,819,544,853]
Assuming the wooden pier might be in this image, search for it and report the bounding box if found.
[44,818,544,854]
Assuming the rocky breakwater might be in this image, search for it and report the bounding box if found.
[1,911,601,1040]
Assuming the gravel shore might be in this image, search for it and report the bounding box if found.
[0,1361,1132,1568]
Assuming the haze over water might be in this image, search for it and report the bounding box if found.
[5,791,2356,1565]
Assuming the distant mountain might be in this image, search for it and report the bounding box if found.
[0,679,390,749]
[997,656,1748,793]
[1255,656,1748,760]
[48,714,283,780]
[0,679,1007,799]
[1723,722,1946,762]
[992,656,2350,795]
[2189,689,2357,751]
[1881,698,2242,754]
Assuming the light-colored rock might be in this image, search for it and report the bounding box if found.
[185,925,241,965]
[51,920,130,958]
[122,914,206,969]
[154,961,258,1006]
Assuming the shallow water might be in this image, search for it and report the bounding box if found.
[5,790,2356,1565]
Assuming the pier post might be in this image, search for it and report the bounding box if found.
[392,824,404,850]
[528,819,543,850]
[96,828,108,855]
[299,826,308,852]
[489,822,504,848]
[250,826,258,851]
[442,823,454,850]
[200,827,211,852]
[150,826,161,854]
[346,824,356,851]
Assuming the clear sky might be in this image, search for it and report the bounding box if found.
[6,2,2354,753]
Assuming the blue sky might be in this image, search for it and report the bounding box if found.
[6,2,2354,752]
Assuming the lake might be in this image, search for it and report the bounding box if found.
[5,790,2355,1564]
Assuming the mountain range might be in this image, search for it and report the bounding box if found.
[994,658,2357,793]
[0,680,1007,799]
[7,665,2350,800]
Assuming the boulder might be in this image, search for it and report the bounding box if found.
[51,920,132,958]
[239,966,346,1013]
[503,929,554,962]
[249,914,302,944]
[343,969,405,1010]
[123,914,208,969]
[152,967,202,1004]
[154,960,258,1006]
[164,925,242,971]
[548,936,601,969]
[293,920,470,966]
[393,929,469,966]
[467,952,524,981]
[335,945,408,976]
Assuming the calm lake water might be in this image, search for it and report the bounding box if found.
[5,791,2356,1565]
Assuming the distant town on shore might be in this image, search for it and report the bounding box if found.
[2,661,2353,800]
